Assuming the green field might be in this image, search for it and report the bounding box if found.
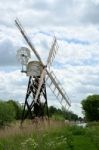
[0,120,99,150]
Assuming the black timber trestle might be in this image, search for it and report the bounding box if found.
[21,76,49,125]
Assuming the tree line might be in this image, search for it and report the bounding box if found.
[1,94,98,128]
[0,99,80,127]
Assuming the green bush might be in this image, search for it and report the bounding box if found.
[69,125,86,135]
[7,100,22,120]
[0,101,16,127]
[86,121,99,127]
[52,113,64,121]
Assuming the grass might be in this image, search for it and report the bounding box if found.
[0,120,99,150]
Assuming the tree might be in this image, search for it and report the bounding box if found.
[49,106,58,117]
[63,109,78,121]
[81,95,99,121]
[48,106,79,121]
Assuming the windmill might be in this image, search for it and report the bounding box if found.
[15,18,71,124]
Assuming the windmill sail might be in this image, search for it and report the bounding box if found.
[46,70,71,108]
[47,37,59,69]
[15,18,43,64]
[34,69,46,102]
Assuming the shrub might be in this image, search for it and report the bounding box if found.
[7,100,22,120]
[69,125,86,135]
[86,121,99,127]
[0,101,16,127]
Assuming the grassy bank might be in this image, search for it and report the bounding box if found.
[0,120,99,150]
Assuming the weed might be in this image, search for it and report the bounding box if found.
[21,138,38,150]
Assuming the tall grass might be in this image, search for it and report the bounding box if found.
[0,120,99,150]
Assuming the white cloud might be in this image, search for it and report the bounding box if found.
[0,70,28,101]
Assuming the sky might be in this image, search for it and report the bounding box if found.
[0,0,99,117]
